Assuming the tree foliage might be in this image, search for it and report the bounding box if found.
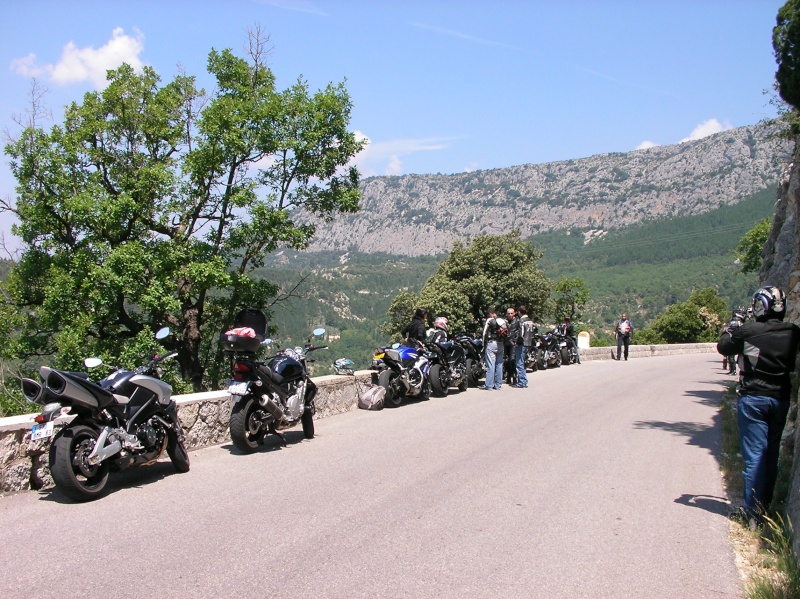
[774,0,800,112]
[2,34,364,390]
[634,288,729,344]
[553,277,590,321]
[735,216,772,274]
[383,231,552,338]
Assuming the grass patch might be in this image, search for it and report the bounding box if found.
[719,385,800,598]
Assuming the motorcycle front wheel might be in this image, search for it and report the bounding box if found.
[560,347,571,365]
[50,424,110,502]
[166,429,191,473]
[230,397,266,453]
[466,358,481,387]
[379,369,402,408]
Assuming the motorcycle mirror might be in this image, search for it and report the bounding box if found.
[155,327,170,340]
[391,342,401,349]
[312,327,326,338]
[84,357,103,368]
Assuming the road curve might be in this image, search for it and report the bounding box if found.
[0,353,742,599]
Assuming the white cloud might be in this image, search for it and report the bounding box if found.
[351,131,451,176]
[680,118,733,143]
[635,118,735,151]
[10,27,145,89]
[463,162,480,172]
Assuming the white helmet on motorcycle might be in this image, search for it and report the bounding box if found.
[751,286,786,321]
[434,316,449,333]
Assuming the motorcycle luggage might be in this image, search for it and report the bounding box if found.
[221,308,268,353]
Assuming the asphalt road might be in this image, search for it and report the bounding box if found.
[0,353,743,599]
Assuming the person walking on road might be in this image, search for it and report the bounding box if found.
[614,313,633,361]
[717,286,800,529]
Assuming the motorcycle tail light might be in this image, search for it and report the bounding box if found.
[233,362,252,381]
[34,414,45,424]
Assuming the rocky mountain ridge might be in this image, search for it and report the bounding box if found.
[298,121,793,256]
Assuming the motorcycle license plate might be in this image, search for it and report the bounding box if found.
[30,421,54,441]
[228,381,249,396]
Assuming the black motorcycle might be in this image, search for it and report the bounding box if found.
[222,308,327,453]
[21,327,190,502]
[535,329,562,370]
[554,324,579,365]
[426,338,468,396]
[454,331,485,388]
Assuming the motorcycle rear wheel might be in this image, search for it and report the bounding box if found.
[301,405,315,439]
[560,347,571,365]
[50,424,110,502]
[230,397,266,453]
[379,369,402,407]
[429,363,448,397]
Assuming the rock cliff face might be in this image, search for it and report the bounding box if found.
[759,133,800,550]
[298,122,792,256]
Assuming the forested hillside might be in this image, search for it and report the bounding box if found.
[259,187,773,370]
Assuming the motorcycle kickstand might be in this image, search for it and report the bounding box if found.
[268,424,287,447]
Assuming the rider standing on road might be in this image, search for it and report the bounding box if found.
[505,307,520,385]
[614,313,633,361]
[717,286,800,528]
[401,307,428,345]
[481,308,505,391]
[514,306,532,388]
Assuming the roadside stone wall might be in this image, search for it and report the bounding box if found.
[0,345,714,496]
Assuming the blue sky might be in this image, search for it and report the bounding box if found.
[0,0,788,248]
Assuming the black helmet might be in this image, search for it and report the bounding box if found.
[751,286,786,321]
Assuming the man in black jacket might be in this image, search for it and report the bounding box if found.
[717,286,800,528]
[401,307,428,344]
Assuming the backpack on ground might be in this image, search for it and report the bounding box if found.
[357,384,386,410]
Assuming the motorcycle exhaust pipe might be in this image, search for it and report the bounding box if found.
[258,394,285,421]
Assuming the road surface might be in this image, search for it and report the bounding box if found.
[0,353,742,598]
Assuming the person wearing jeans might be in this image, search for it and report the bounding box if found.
[480,308,504,390]
[717,286,800,528]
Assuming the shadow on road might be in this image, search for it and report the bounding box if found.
[222,430,310,455]
[674,493,730,516]
[36,460,189,504]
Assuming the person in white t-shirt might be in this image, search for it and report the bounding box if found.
[614,313,633,361]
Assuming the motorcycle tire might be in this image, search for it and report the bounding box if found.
[537,349,547,370]
[419,378,431,401]
[458,375,468,393]
[50,424,110,502]
[560,347,571,365]
[379,369,402,408]
[166,429,191,473]
[429,363,448,397]
[466,358,480,387]
[230,396,266,453]
[301,405,315,439]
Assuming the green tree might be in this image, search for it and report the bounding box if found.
[2,32,364,391]
[552,277,590,321]
[774,0,800,112]
[635,287,728,344]
[383,230,551,337]
[735,217,772,274]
